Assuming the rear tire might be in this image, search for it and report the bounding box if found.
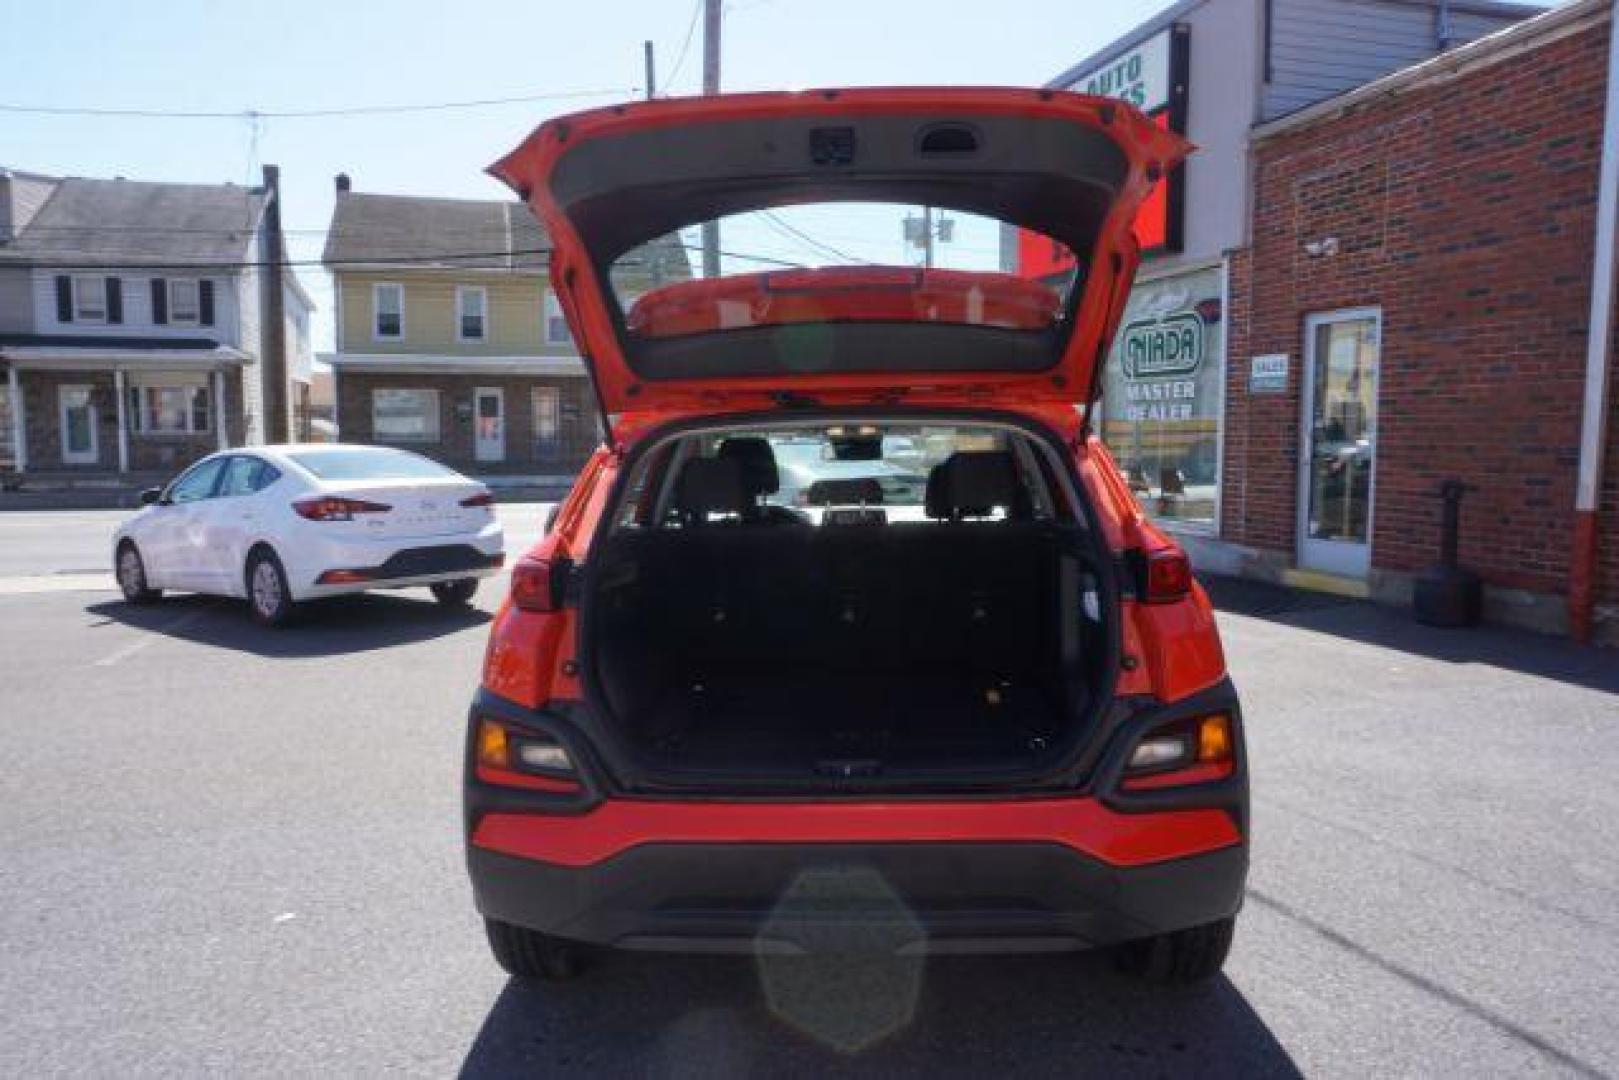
[1115,917,1235,984]
[115,543,162,604]
[431,579,479,608]
[484,918,587,981]
[246,549,298,627]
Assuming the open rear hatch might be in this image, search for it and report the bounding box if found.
[489,88,1188,419]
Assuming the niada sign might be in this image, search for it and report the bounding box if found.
[1070,28,1173,112]
[1121,311,1204,379]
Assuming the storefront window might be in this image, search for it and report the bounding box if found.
[1098,266,1223,529]
[371,388,439,442]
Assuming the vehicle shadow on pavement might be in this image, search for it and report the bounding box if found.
[459,950,1300,1078]
[85,592,489,658]
[1202,574,1619,695]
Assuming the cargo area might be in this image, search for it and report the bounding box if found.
[581,421,1116,790]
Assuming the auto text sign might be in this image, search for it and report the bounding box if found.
[1068,28,1173,112]
[1250,353,1289,394]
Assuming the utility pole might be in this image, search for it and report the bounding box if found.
[643,40,656,100]
[700,0,722,279]
[921,206,935,269]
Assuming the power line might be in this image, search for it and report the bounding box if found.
[15,240,802,274]
[663,0,705,95]
[757,210,872,265]
[0,87,638,121]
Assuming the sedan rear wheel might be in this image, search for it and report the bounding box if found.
[116,544,161,604]
[247,550,297,627]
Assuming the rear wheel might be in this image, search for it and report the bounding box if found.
[115,543,161,604]
[246,549,297,627]
[431,579,479,608]
[484,918,587,981]
[1114,917,1235,984]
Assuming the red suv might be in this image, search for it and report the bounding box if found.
[465,89,1247,984]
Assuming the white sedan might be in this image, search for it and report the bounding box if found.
[113,444,505,626]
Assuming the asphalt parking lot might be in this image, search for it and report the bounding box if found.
[2,508,1617,1077]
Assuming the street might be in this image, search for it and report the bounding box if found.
[1,509,1617,1078]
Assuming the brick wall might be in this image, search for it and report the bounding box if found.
[23,370,118,470]
[335,370,596,476]
[1227,14,1618,608]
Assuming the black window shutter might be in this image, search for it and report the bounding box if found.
[106,277,124,324]
[199,280,215,326]
[151,278,168,324]
[56,276,73,322]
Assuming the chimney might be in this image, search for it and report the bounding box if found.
[335,173,351,193]
[260,163,290,443]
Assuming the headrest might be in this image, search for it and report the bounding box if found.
[925,451,1028,520]
[718,437,780,496]
[805,477,884,506]
[675,457,749,520]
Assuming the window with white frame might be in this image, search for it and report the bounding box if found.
[129,381,210,435]
[457,286,487,342]
[371,388,439,442]
[543,292,571,345]
[73,276,108,322]
[168,279,201,325]
[374,283,403,339]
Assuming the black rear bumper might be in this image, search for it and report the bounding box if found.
[468,840,1246,954]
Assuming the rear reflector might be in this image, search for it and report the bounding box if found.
[510,555,558,612]
[315,569,372,585]
[294,496,392,521]
[1143,549,1193,603]
[460,491,496,508]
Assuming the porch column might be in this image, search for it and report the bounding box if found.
[113,368,129,473]
[214,369,228,451]
[7,364,23,473]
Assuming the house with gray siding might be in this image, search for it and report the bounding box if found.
[0,165,314,486]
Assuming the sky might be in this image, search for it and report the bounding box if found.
[2,0,1178,352]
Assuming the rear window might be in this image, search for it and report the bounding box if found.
[616,422,1061,530]
[288,448,460,482]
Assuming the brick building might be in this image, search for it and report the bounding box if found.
[1222,0,1619,642]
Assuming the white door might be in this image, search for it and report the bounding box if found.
[58,385,98,465]
[1298,310,1381,577]
[140,455,227,590]
[474,388,505,464]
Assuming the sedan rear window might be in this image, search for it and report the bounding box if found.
[288,448,459,481]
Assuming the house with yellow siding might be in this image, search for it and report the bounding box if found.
[320,178,664,479]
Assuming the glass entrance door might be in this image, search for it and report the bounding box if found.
[1298,311,1380,577]
[474,387,505,463]
[58,385,99,465]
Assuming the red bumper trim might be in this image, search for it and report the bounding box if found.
[472,797,1240,870]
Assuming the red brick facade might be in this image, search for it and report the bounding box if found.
[1224,13,1619,634]
[335,371,597,476]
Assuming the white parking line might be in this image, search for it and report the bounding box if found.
[93,603,216,667]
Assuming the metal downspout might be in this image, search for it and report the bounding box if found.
[1570,0,1619,642]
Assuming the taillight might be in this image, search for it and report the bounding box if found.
[293,496,391,521]
[510,555,557,612]
[1121,714,1235,791]
[474,718,580,793]
[460,491,495,508]
[1142,548,1193,603]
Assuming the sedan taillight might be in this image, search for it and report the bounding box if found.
[460,491,496,508]
[293,496,392,521]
